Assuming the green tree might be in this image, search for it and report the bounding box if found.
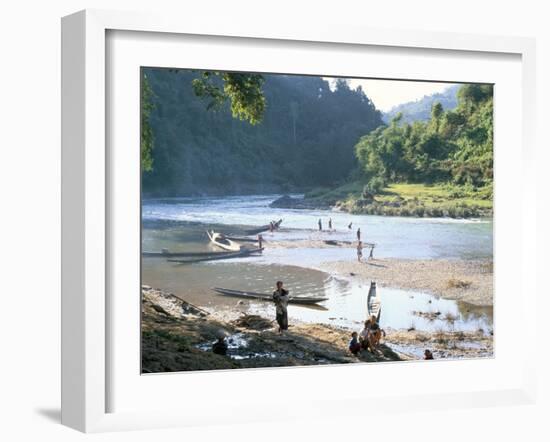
[141,69,383,195]
[192,72,266,124]
[354,83,493,189]
[140,73,155,171]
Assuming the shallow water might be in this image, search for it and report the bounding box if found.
[216,270,493,333]
[143,194,493,260]
[142,194,493,333]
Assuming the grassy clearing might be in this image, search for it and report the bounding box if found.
[307,182,493,218]
[304,181,364,202]
[381,183,493,209]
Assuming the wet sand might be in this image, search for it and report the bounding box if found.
[142,286,492,373]
[142,286,403,372]
[319,258,493,306]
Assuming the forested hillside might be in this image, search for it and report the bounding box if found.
[306,84,493,218]
[382,85,459,124]
[357,84,493,189]
[141,69,383,196]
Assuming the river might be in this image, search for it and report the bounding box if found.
[142,194,493,333]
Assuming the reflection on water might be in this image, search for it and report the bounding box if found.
[141,195,493,334]
[234,275,492,333]
[143,253,492,333]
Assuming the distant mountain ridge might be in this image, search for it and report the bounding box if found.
[383,85,460,124]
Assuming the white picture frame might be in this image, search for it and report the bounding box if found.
[61,9,538,433]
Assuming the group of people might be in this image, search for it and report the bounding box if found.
[348,316,386,355]
[356,240,374,262]
[317,218,361,236]
[349,322,435,360]
[212,279,436,361]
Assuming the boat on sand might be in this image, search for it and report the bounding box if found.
[207,230,241,252]
[225,235,261,243]
[143,249,240,258]
[367,281,381,322]
[244,219,283,235]
[168,248,262,264]
[212,287,328,305]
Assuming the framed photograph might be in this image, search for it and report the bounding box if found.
[61,9,537,432]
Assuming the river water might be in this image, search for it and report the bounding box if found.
[142,194,493,333]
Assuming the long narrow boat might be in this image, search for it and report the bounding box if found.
[168,248,262,264]
[366,281,381,322]
[225,235,261,243]
[212,287,328,305]
[206,230,241,252]
[143,249,246,258]
[244,219,283,235]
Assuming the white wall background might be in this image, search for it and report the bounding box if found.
[0,1,547,440]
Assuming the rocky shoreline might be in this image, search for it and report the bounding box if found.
[141,286,493,373]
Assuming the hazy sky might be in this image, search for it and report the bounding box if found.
[327,78,457,112]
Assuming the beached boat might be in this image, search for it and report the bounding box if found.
[225,235,261,243]
[212,287,328,305]
[168,248,263,264]
[143,249,242,258]
[207,230,241,252]
[367,281,381,322]
[244,219,283,235]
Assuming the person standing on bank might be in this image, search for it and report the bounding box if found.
[273,281,289,334]
[357,227,361,241]
[318,218,322,231]
[328,218,333,230]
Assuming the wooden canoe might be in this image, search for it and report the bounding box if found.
[143,249,245,258]
[225,235,261,243]
[366,281,381,322]
[207,230,241,252]
[168,248,263,264]
[244,219,283,235]
[212,287,328,305]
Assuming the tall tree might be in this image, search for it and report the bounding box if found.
[355,84,493,189]
[140,73,155,172]
[141,70,384,196]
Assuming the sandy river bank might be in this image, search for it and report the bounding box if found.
[141,286,492,373]
[318,258,493,306]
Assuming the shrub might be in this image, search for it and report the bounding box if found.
[363,176,386,196]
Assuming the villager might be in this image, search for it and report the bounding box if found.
[349,332,361,355]
[272,281,289,334]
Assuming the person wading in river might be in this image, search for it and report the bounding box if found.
[357,240,363,262]
[258,234,263,249]
[273,281,289,334]
[318,218,322,231]
[357,227,361,241]
[328,218,333,230]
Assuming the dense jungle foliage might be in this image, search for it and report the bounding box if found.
[141,69,383,196]
[356,84,493,193]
